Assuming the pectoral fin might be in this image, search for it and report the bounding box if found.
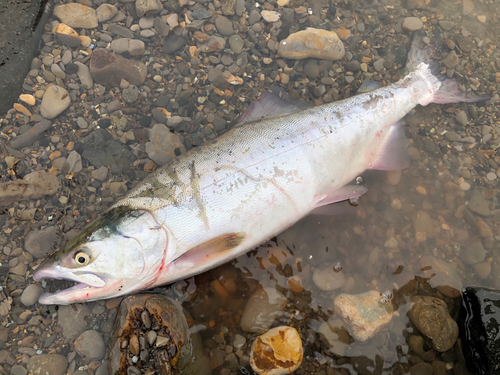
[173,232,246,268]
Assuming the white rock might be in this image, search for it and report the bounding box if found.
[40,85,71,119]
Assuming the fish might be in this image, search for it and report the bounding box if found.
[33,33,489,305]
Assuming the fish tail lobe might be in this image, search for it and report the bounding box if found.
[407,31,490,105]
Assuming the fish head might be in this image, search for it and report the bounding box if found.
[33,206,168,305]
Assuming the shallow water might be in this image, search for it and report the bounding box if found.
[0,0,499,374]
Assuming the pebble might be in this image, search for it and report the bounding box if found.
[386,170,401,185]
[10,120,51,149]
[135,0,163,17]
[40,85,71,119]
[90,49,147,87]
[463,0,474,15]
[228,35,244,54]
[445,131,461,141]
[460,239,486,265]
[456,110,468,126]
[408,296,458,352]
[334,290,396,341]
[27,354,68,375]
[58,304,91,339]
[250,326,303,375]
[198,35,226,53]
[442,51,459,68]
[53,23,80,48]
[123,85,140,103]
[64,150,83,174]
[261,10,280,23]
[24,225,59,259]
[20,284,44,306]
[96,4,118,23]
[278,28,345,60]
[19,94,36,106]
[473,261,492,279]
[312,264,345,291]
[240,287,287,333]
[108,24,134,38]
[73,62,93,89]
[191,9,210,20]
[53,3,98,29]
[74,330,106,360]
[51,64,66,80]
[487,172,497,181]
[468,188,491,216]
[402,17,423,31]
[163,34,187,54]
[215,16,233,36]
[439,21,454,31]
[145,124,186,165]
[303,60,319,79]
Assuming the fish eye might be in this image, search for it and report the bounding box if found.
[74,251,90,266]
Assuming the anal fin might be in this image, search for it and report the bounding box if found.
[370,122,410,171]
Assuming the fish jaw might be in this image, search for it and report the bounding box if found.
[33,208,169,305]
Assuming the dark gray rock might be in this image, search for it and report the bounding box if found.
[81,129,136,174]
[162,34,186,54]
[10,120,52,149]
[0,0,53,114]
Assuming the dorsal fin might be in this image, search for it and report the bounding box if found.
[235,87,310,127]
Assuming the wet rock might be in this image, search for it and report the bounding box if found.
[20,284,44,306]
[75,330,106,361]
[445,131,461,141]
[250,326,303,375]
[53,23,80,48]
[468,188,491,216]
[108,24,134,39]
[109,294,210,375]
[10,119,51,149]
[192,9,210,20]
[439,21,454,31]
[278,28,345,60]
[463,0,474,15]
[215,16,233,36]
[27,354,68,375]
[402,17,423,31]
[313,264,345,291]
[442,51,459,69]
[111,38,146,56]
[63,150,83,174]
[460,287,500,375]
[334,290,396,341]
[40,85,71,119]
[81,128,136,174]
[408,296,458,352]
[53,3,98,29]
[198,35,226,53]
[162,34,187,54]
[74,62,94,89]
[96,4,118,23]
[90,49,147,88]
[229,35,244,54]
[145,124,186,165]
[221,0,235,15]
[123,85,140,103]
[135,0,163,17]
[418,256,462,298]
[412,210,434,240]
[318,318,350,356]
[25,226,60,259]
[58,304,91,339]
[240,287,287,334]
[261,10,280,23]
[460,238,486,265]
[0,171,59,207]
[92,166,109,182]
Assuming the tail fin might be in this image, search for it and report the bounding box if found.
[406,32,490,104]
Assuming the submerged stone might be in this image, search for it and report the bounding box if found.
[250,326,303,375]
[334,290,396,341]
[408,296,458,352]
